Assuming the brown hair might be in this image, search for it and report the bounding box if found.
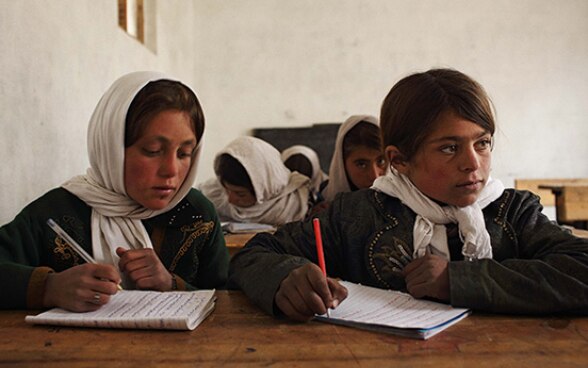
[215,154,255,196]
[342,121,383,161]
[284,154,313,178]
[380,68,495,160]
[125,79,204,147]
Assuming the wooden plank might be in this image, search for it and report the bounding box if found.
[559,185,588,222]
[224,232,257,256]
[515,178,588,206]
[572,227,588,238]
[2,292,588,367]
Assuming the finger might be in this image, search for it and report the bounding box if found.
[406,282,428,299]
[127,264,153,280]
[276,268,324,317]
[275,275,316,319]
[94,265,122,286]
[123,258,152,275]
[306,265,333,299]
[404,264,429,285]
[327,278,348,308]
[402,256,426,276]
[282,276,323,316]
[275,292,314,322]
[118,249,148,271]
[85,290,105,306]
[115,247,127,257]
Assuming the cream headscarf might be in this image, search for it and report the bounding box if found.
[372,168,505,261]
[280,145,328,196]
[62,71,202,279]
[321,115,379,202]
[198,136,310,226]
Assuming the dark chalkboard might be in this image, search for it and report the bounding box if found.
[253,123,341,173]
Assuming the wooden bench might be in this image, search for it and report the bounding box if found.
[514,178,588,206]
[515,179,588,229]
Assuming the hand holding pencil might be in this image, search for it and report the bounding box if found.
[273,218,348,322]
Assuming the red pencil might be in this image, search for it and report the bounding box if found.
[312,218,327,276]
[312,218,330,318]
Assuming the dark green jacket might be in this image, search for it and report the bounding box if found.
[229,188,588,316]
[0,188,229,309]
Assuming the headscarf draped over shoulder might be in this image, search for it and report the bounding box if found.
[62,71,202,278]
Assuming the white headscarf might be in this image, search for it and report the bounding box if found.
[321,115,379,202]
[280,145,328,195]
[62,71,202,275]
[198,136,310,226]
[371,168,505,261]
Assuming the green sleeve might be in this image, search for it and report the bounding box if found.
[0,207,50,309]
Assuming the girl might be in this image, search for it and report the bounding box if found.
[0,72,229,311]
[281,145,328,201]
[321,115,387,202]
[228,68,588,321]
[198,136,311,226]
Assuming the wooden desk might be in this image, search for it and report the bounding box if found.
[515,178,588,206]
[224,232,258,256]
[539,184,588,229]
[2,291,587,367]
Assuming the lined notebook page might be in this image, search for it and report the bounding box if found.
[25,290,215,330]
[321,281,468,330]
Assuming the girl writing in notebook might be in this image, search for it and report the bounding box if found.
[0,72,229,312]
[229,68,588,321]
[198,136,311,226]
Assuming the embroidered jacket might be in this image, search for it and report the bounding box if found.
[0,188,229,309]
[229,188,588,316]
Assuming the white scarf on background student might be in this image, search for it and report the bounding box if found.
[280,145,328,195]
[371,168,505,261]
[62,71,201,279]
[198,136,310,226]
[321,115,379,202]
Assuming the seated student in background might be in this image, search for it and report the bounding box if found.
[0,71,229,312]
[198,136,311,226]
[229,68,588,321]
[281,145,328,202]
[320,115,387,202]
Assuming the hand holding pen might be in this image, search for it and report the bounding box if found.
[45,219,122,312]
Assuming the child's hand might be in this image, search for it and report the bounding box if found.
[402,253,450,301]
[116,247,173,291]
[43,263,120,312]
[274,263,348,322]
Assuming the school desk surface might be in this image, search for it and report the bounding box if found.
[1,291,587,367]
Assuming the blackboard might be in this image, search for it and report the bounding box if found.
[253,123,341,173]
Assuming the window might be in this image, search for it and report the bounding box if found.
[118,0,144,43]
[118,0,156,52]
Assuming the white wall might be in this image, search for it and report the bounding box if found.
[1,0,587,225]
[0,0,199,224]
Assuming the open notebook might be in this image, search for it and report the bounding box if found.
[25,290,216,330]
[315,281,470,339]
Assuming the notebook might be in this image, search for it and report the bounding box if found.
[315,281,470,339]
[221,221,276,234]
[25,289,216,330]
